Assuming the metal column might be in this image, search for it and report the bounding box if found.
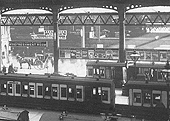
[0,14,2,72]
[52,6,59,74]
[118,5,126,63]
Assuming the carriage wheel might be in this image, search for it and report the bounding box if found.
[34,60,44,70]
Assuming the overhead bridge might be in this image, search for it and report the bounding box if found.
[1,12,170,26]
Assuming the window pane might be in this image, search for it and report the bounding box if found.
[61,87,67,98]
[16,84,21,94]
[153,93,161,105]
[45,86,51,96]
[23,85,28,94]
[143,90,151,104]
[88,69,93,76]
[76,88,82,99]
[102,90,108,101]
[38,86,43,95]
[52,86,58,97]
[8,84,12,93]
[1,84,6,93]
[30,85,34,95]
[134,93,141,103]
[68,87,74,98]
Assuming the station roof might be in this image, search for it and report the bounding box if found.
[1,0,170,7]
[3,6,170,15]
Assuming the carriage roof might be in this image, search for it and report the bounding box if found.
[86,61,126,67]
[0,73,112,86]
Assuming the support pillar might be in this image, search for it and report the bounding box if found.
[52,6,59,74]
[81,26,85,47]
[0,13,2,72]
[118,5,126,63]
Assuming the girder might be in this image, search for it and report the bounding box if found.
[2,12,170,26]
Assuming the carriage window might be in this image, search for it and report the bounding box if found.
[139,68,149,74]
[61,88,67,97]
[100,67,105,78]
[52,84,59,100]
[15,82,21,96]
[102,87,110,104]
[38,86,43,96]
[98,87,102,96]
[29,83,35,98]
[94,68,100,75]
[87,66,93,77]
[44,86,51,99]
[60,85,67,100]
[93,88,96,95]
[36,83,43,98]
[52,86,58,97]
[152,90,161,106]
[7,82,13,95]
[22,84,28,97]
[105,67,111,79]
[153,93,161,105]
[1,83,7,95]
[76,86,83,101]
[77,89,82,98]
[133,93,141,103]
[158,69,164,81]
[30,85,34,95]
[102,90,108,101]
[16,84,20,94]
[143,90,151,107]
[68,86,75,101]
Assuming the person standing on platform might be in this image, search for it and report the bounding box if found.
[8,64,14,73]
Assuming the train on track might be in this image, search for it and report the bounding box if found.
[0,73,115,115]
[86,60,168,88]
[122,81,169,121]
[86,60,127,88]
[0,71,169,120]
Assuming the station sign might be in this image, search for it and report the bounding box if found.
[31,30,67,40]
[9,41,48,47]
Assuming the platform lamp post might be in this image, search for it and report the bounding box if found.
[162,60,170,110]
[130,50,140,79]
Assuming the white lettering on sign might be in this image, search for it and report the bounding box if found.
[31,30,67,40]
[146,26,170,33]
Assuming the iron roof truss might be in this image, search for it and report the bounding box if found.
[2,12,170,26]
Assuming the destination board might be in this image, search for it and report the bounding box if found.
[9,41,47,47]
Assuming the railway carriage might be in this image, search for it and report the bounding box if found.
[124,81,169,121]
[86,61,127,88]
[0,73,115,114]
[122,62,166,96]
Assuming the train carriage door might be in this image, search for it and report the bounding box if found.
[44,83,51,99]
[85,86,92,101]
[132,89,142,106]
[143,89,152,107]
[36,83,43,98]
[60,84,67,100]
[152,90,161,107]
[14,81,21,96]
[22,82,29,97]
[51,84,59,100]
[0,81,7,95]
[68,85,75,101]
[102,87,110,104]
[76,86,84,102]
[29,83,35,98]
[7,81,14,96]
